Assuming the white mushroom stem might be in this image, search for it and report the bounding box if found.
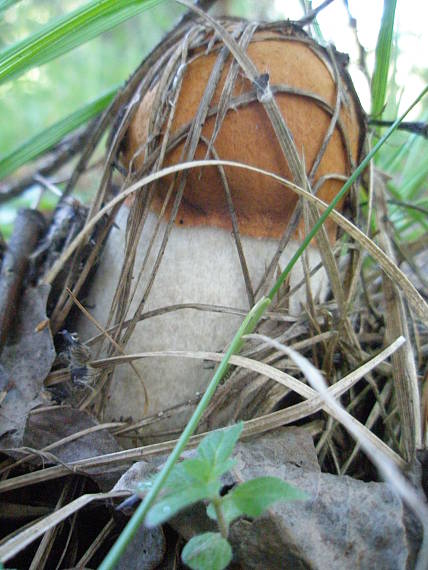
[77,206,327,435]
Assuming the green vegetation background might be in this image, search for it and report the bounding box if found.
[0,0,184,155]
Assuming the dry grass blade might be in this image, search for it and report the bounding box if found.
[340,382,393,475]
[0,336,406,495]
[75,341,407,464]
[111,24,237,362]
[240,337,404,463]
[43,159,428,324]
[111,35,193,335]
[201,135,255,306]
[28,480,71,570]
[65,287,149,414]
[49,207,119,333]
[82,303,297,346]
[178,0,308,189]
[76,517,115,568]
[373,171,422,461]
[1,421,123,475]
[237,337,404,440]
[0,491,128,562]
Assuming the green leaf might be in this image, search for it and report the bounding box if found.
[206,497,242,526]
[197,423,243,476]
[139,461,214,504]
[211,458,236,480]
[0,0,164,85]
[145,481,219,527]
[0,86,117,180]
[181,457,213,483]
[144,425,243,528]
[371,0,397,120]
[154,457,217,495]
[177,455,236,486]
[163,458,214,492]
[216,477,308,524]
[181,532,232,570]
[177,456,236,486]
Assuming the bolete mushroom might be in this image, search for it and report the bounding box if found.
[76,21,365,438]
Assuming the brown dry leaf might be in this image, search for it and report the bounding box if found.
[0,284,55,447]
[23,406,123,490]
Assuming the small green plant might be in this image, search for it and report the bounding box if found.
[140,422,307,570]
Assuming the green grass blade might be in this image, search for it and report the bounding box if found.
[0,0,163,85]
[400,125,428,183]
[0,0,22,11]
[371,0,397,119]
[0,86,118,180]
[380,130,417,171]
[399,161,428,202]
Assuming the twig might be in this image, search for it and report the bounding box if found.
[369,119,428,138]
[341,0,370,82]
[298,0,335,26]
[0,126,91,205]
[0,209,45,352]
[388,199,428,217]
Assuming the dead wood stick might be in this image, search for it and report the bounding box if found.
[0,126,92,205]
[0,209,45,352]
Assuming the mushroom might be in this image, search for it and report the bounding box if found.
[76,22,365,438]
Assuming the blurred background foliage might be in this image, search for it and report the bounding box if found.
[0,0,185,155]
[0,0,427,242]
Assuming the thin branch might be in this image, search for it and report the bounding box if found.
[298,0,335,26]
[369,119,428,138]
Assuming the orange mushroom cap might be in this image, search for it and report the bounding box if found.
[123,27,365,241]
